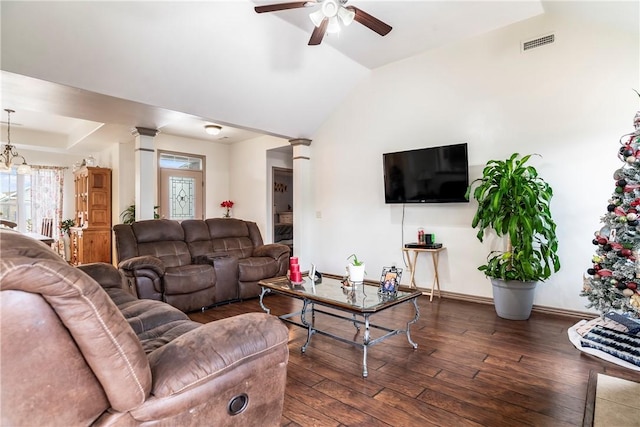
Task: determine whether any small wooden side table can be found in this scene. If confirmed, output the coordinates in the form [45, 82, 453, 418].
[401, 246, 445, 301]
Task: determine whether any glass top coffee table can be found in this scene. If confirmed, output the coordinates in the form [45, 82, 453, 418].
[258, 274, 421, 377]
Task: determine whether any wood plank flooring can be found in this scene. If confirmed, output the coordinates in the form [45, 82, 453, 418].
[189, 294, 638, 426]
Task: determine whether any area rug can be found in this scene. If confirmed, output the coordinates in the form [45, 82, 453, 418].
[583, 371, 640, 426]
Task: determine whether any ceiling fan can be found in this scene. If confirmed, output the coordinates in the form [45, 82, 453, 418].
[254, 0, 392, 46]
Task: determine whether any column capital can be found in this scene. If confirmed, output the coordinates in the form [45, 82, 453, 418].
[132, 127, 160, 137]
[289, 138, 311, 147]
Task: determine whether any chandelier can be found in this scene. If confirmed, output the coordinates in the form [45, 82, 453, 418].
[0, 109, 30, 174]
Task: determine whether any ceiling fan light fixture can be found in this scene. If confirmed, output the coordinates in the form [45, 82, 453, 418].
[327, 16, 341, 33]
[321, 0, 339, 17]
[337, 6, 355, 26]
[309, 9, 324, 27]
[204, 125, 222, 136]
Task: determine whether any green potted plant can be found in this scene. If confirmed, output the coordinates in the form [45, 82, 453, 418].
[120, 204, 160, 225]
[346, 253, 365, 283]
[60, 218, 75, 236]
[466, 153, 561, 320]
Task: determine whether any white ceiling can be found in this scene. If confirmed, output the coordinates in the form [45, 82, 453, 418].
[253, 0, 544, 69]
[2, 1, 633, 157]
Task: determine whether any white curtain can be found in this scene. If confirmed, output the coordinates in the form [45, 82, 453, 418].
[29, 166, 66, 236]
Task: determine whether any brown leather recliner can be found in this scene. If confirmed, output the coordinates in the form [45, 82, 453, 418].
[114, 218, 289, 312]
[0, 229, 289, 426]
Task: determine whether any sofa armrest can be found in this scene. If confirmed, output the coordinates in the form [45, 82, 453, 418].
[253, 243, 290, 260]
[77, 262, 125, 289]
[117, 256, 166, 299]
[147, 312, 288, 397]
[118, 255, 166, 277]
[128, 312, 289, 424]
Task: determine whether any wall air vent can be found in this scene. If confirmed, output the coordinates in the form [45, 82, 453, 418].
[522, 33, 555, 52]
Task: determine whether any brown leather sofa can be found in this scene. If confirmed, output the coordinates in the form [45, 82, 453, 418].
[0, 229, 289, 426]
[114, 218, 290, 312]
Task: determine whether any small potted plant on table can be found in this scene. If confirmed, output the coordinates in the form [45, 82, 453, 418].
[347, 253, 366, 283]
[466, 153, 561, 320]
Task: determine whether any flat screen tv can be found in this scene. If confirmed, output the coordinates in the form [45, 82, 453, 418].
[383, 143, 469, 204]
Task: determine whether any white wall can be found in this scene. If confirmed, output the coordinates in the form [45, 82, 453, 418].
[305, 8, 639, 313]
[230, 135, 290, 238]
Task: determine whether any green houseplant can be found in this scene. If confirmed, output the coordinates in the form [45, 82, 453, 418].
[346, 253, 366, 283]
[466, 153, 561, 319]
[60, 218, 75, 236]
[120, 204, 160, 225]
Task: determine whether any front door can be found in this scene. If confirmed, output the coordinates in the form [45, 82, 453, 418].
[158, 152, 205, 220]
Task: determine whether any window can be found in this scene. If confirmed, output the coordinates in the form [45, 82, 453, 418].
[158, 152, 205, 220]
[158, 153, 202, 170]
[0, 166, 65, 234]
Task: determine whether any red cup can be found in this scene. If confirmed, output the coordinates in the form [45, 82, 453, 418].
[290, 271, 302, 282]
[290, 257, 298, 266]
[290, 264, 300, 273]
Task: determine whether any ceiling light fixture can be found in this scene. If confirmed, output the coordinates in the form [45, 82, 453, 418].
[204, 125, 222, 136]
[309, 0, 355, 32]
[0, 109, 30, 174]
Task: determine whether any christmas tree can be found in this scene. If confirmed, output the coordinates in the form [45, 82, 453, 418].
[582, 106, 640, 318]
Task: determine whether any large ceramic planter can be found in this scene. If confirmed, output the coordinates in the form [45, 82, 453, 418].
[490, 278, 537, 320]
[348, 264, 365, 283]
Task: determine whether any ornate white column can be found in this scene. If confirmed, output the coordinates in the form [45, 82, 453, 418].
[132, 127, 158, 221]
[289, 138, 312, 271]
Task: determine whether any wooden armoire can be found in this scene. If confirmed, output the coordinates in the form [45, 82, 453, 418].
[70, 166, 112, 266]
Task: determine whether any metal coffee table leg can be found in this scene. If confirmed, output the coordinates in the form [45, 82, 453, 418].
[362, 315, 371, 377]
[407, 298, 419, 349]
[259, 287, 271, 314]
[300, 300, 315, 353]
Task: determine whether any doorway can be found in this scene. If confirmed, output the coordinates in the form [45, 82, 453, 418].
[158, 151, 205, 220]
[273, 167, 293, 250]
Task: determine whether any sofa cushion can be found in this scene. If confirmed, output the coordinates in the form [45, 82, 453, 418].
[2, 290, 111, 426]
[105, 288, 201, 354]
[205, 218, 250, 239]
[182, 219, 214, 257]
[164, 264, 216, 295]
[132, 219, 184, 243]
[238, 257, 280, 282]
[211, 236, 255, 259]
[133, 220, 192, 268]
[0, 233, 152, 413]
[205, 218, 256, 259]
[138, 241, 192, 268]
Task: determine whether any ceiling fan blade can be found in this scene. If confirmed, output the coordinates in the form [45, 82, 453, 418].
[346, 6, 392, 36]
[255, 1, 312, 13]
[308, 18, 328, 45]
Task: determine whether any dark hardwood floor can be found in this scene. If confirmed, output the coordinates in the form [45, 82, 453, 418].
[189, 294, 636, 426]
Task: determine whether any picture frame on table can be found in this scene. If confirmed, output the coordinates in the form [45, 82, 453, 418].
[379, 266, 402, 295]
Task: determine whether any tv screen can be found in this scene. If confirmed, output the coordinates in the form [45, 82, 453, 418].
[383, 143, 469, 204]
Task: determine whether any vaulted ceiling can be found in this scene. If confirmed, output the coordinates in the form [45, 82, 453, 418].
[1, 1, 632, 155]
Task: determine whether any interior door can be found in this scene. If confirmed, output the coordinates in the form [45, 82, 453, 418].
[159, 169, 204, 220]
